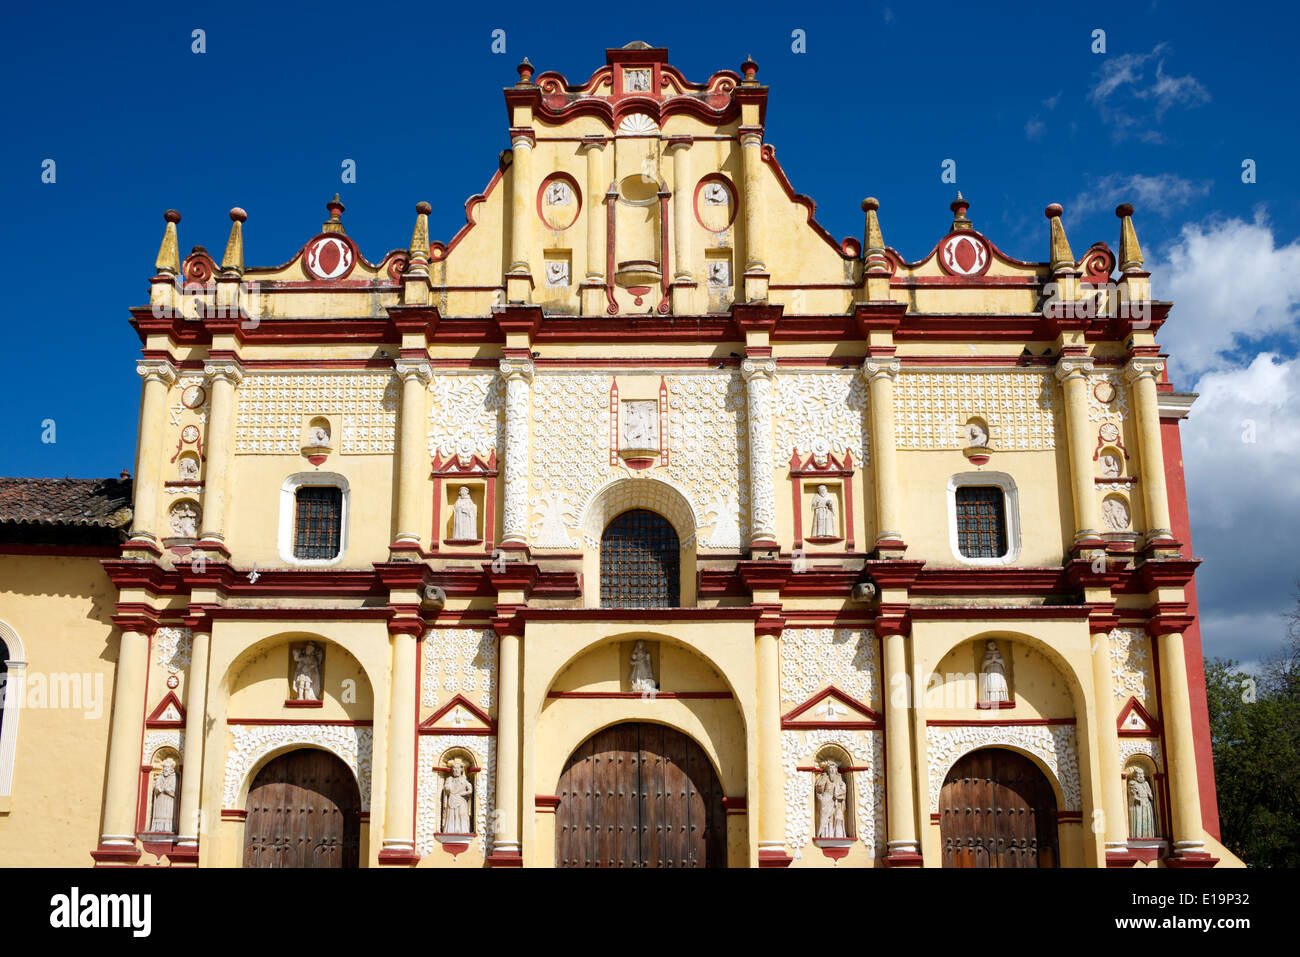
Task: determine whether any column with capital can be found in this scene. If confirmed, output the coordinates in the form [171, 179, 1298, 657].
[379, 620, 421, 864]
[498, 356, 534, 550]
[739, 128, 767, 302]
[880, 622, 922, 865]
[1056, 355, 1104, 551]
[197, 360, 244, 550]
[740, 357, 778, 550]
[755, 620, 788, 866]
[666, 137, 695, 314]
[506, 130, 535, 303]
[489, 618, 523, 865]
[127, 360, 178, 546]
[1124, 357, 1175, 549]
[172, 626, 211, 861]
[862, 357, 905, 553]
[1157, 627, 1210, 860]
[393, 359, 432, 550]
[1089, 624, 1132, 863]
[93, 627, 151, 863]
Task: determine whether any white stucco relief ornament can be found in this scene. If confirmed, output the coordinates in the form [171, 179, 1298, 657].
[781, 729, 883, 857]
[624, 68, 651, 93]
[544, 181, 572, 205]
[893, 371, 1057, 450]
[706, 261, 730, 287]
[1102, 495, 1131, 531]
[621, 400, 658, 451]
[417, 735, 495, 855]
[169, 501, 199, 538]
[703, 182, 728, 206]
[773, 372, 868, 463]
[236, 373, 397, 454]
[223, 724, 372, 809]
[545, 260, 570, 288]
[926, 724, 1080, 812]
[427, 373, 504, 460]
[154, 627, 193, 674]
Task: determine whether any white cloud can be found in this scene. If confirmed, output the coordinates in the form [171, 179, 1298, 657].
[1025, 117, 1045, 141]
[1180, 353, 1300, 663]
[1088, 43, 1209, 139]
[1069, 172, 1210, 220]
[1150, 211, 1300, 380]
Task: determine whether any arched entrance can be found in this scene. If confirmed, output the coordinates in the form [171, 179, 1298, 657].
[243, 749, 361, 868]
[939, 748, 1059, 868]
[555, 722, 725, 868]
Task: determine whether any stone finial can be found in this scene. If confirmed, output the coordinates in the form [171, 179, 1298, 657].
[516, 57, 534, 85]
[155, 209, 181, 276]
[407, 201, 432, 274]
[221, 207, 246, 275]
[323, 194, 346, 234]
[741, 54, 759, 83]
[950, 191, 971, 230]
[1045, 203, 1075, 274]
[862, 197, 890, 276]
[1116, 203, 1144, 273]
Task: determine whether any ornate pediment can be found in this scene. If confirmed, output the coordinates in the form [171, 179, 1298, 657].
[420, 694, 496, 736]
[1116, 695, 1159, 736]
[781, 685, 881, 730]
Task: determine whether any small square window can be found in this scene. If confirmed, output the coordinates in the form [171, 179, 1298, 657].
[294, 486, 343, 560]
[954, 486, 1008, 559]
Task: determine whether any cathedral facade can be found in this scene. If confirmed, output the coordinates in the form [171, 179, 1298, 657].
[0, 44, 1240, 868]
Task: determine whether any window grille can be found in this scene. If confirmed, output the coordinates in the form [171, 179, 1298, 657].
[600, 509, 679, 608]
[955, 486, 1008, 558]
[294, 486, 343, 560]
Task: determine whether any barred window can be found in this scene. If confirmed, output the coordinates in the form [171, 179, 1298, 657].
[600, 509, 679, 608]
[294, 486, 343, 560]
[954, 486, 1008, 558]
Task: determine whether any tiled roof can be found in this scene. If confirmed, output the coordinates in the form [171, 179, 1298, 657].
[0, 477, 133, 528]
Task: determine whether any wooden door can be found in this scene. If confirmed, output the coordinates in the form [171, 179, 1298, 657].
[556, 722, 725, 868]
[243, 749, 361, 868]
[940, 748, 1058, 868]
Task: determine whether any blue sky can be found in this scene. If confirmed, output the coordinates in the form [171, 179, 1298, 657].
[2, 1, 1297, 665]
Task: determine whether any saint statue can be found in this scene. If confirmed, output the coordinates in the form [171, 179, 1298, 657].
[1102, 496, 1130, 531]
[1100, 453, 1122, 478]
[441, 758, 474, 834]
[811, 484, 837, 538]
[965, 421, 989, 447]
[292, 642, 323, 700]
[1128, 766, 1156, 839]
[451, 487, 478, 540]
[622, 403, 656, 449]
[149, 757, 178, 832]
[815, 761, 848, 839]
[629, 640, 656, 694]
[980, 640, 1010, 704]
[308, 424, 330, 447]
[707, 261, 730, 287]
[169, 501, 199, 538]
[178, 456, 199, 480]
[546, 260, 569, 287]
[703, 182, 728, 206]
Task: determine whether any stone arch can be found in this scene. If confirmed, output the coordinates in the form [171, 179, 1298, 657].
[225, 735, 372, 811]
[579, 476, 698, 550]
[927, 731, 1077, 813]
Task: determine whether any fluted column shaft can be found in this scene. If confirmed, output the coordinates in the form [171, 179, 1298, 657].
[498, 357, 534, 549]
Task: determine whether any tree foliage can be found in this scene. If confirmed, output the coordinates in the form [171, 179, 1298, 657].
[1204, 590, 1300, 866]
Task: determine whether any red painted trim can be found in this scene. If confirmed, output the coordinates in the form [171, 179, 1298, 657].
[781, 684, 882, 726]
[220, 808, 248, 821]
[144, 690, 186, 728]
[91, 843, 143, 865]
[925, 718, 1077, 727]
[225, 718, 373, 726]
[284, 698, 324, 708]
[420, 693, 497, 733]
[908, 605, 1092, 621]
[1116, 695, 1161, 737]
[535, 795, 561, 812]
[546, 691, 733, 700]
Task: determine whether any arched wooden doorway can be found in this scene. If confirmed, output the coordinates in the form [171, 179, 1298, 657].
[556, 722, 725, 868]
[939, 748, 1059, 868]
[243, 749, 361, 868]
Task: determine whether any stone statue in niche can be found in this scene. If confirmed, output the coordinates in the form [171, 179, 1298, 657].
[292, 642, 323, 700]
[811, 484, 837, 538]
[621, 401, 657, 450]
[308, 422, 331, 447]
[1100, 452, 1122, 478]
[451, 486, 478, 540]
[149, 757, 178, 832]
[545, 260, 569, 287]
[815, 761, 847, 838]
[707, 261, 730, 287]
[544, 181, 572, 205]
[178, 456, 199, 481]
[980, 640, 1010, 704]
[169, 501, 199, 538]
[625, 68, 651, 92]
[965, 421, 989, 447]
[629, 640, 656, 693]
[441, 758, 474, 834]
[1128, 766, 1156, 839]
[703, 182, 728, 206]
[1102, 496, 1131, 531]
